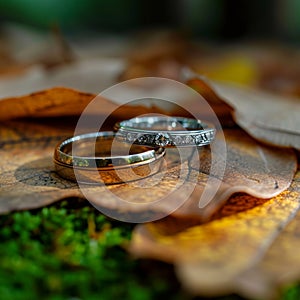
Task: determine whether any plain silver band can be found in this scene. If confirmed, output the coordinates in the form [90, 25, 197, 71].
[115, 117, 215, 147]
[53, 131, 165, 184]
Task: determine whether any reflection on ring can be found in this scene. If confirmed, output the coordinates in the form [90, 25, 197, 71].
[53, 131, 165, 185]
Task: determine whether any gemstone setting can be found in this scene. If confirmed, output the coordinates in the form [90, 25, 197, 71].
[137, 134, 154, 144]
[154, 133, 170, 146]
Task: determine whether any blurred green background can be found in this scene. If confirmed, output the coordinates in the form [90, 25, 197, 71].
[0, 0, 299, 42]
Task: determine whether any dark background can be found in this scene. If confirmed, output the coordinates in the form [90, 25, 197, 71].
[0, 0, 299, 43]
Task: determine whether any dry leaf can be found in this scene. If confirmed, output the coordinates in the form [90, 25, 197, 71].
[0, 120, 81, 213]
[0, 88, 296, 221]
[181, 68, 300, 149]
[173, 129, 297, 218]
[129, 169, 300, 298]
[0, 115, 296, 220]
[0, 87, 95, 120]
[0, 58, 124, 99]
[210, 80, 300, 150]
[185, 77, 234, 126]
[235, 196, 300, 299]
[0, 87, 168, 121]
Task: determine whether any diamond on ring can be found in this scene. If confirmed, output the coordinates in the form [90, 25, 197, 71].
[154, 133, 170, 146]
[115, 116, 215, 148]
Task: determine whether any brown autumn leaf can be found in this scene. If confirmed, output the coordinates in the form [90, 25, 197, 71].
[185, 77, 234, 126]
[0, 58, 125, 99]
[0, 63, 231, 128]
[0, 111, 296, 221]
[236, 197, 300, 299]
[172, 129, 297, 219]
[0, 87, 95, 120]
[129, 168, 300, 298]
[0, 119, 81, 213]
[90, 128, 296, 221]
[209, 80, 300, 150]
[0, 87, 296, 220]
[0, 118, 203, 217]
[0, 87, 169, 121]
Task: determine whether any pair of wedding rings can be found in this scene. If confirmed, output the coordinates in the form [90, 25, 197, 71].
[54, 116, 215, 185]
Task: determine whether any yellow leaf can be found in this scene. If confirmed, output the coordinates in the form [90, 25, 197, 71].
[129, 169, 300, 297]
[196, 55, 258, 86]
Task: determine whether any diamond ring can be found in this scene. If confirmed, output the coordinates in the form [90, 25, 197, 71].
[54, 131, 165, 184]
[115, 116, 215, 147]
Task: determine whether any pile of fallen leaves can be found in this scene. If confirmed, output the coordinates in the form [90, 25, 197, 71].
[0, 30, 300, 300]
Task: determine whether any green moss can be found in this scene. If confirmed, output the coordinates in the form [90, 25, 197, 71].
[0, 200, 299, 300]
[0, 200, 184, 300]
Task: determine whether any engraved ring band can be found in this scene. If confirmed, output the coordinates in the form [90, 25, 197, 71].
[115, 116, 215, 147]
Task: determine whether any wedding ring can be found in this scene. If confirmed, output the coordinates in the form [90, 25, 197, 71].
[53, 132, 165, 184]
[115, 116, 215, 147]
